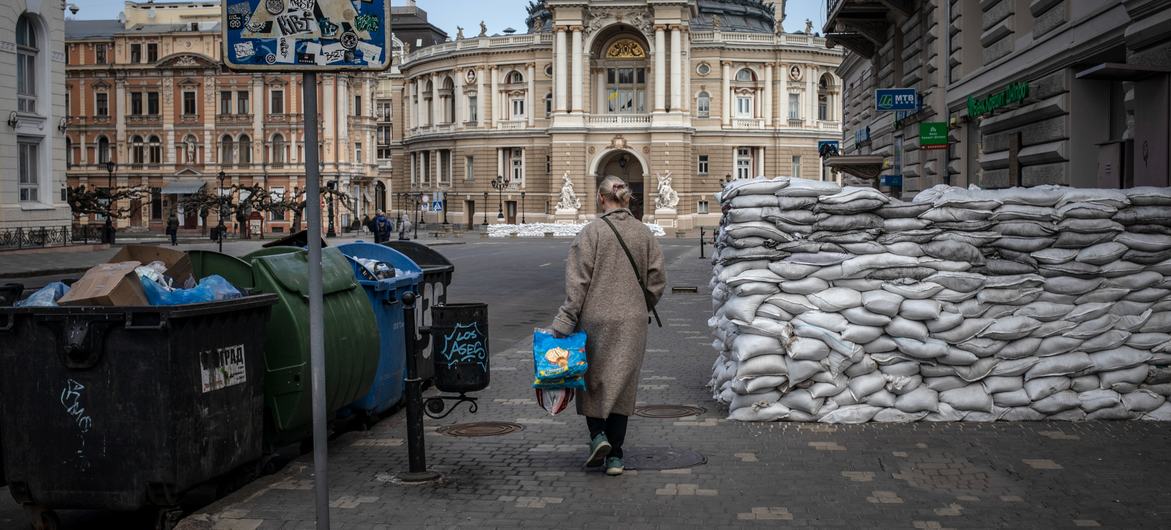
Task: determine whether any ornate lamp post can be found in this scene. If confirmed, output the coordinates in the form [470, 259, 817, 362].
[482, 191, 489, 226]
[217, 170, 227, 253]
[520, 191, 526, 224]
[491, 175, 508, 221]
[103, 160, 116, 244]
[326, 180, 337, 238]
[413, 191, 421, 240]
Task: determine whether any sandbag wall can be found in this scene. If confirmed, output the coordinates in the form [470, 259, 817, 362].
[708, 177, 1171, 423]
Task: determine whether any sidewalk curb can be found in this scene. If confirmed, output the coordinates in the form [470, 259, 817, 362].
[0, 267, 91, 280]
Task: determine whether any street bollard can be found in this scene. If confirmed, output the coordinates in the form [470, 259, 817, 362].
[398, 291, 441, 483]
[699, 227, 705, 259]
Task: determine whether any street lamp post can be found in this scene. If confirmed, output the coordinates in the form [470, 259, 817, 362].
[413, 192, 420, 240]
[520, 191, 526, 224]
[482, 192, 489, 226]
[491, 175, 507, 222]
[217, 170, 227, 253]
[326, 180, 337, 238]
[104, 160, 116, 245]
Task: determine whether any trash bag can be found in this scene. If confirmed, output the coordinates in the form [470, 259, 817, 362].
[14, 282, 70, 307]
[140, 274, 243, 306]
[536, 388, 576, 415]
[348, 256, 396, 280]
[532, 328, 588, 382]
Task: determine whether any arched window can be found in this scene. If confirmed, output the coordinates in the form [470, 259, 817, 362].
[271, 134, 285, 166]
[16, 15, 37, 113]
[442, 77, 455, 123]
[697, 91, 710, 118]
[148, 135, 161, 164]
[97, 136, 110, 164]
[220, 135, 234, 165]
[817, 73, 833, 121]
[131, 135, 145, 164]
[424, 81, 434, 126]
[238, 135, 251, 166]
[735, 68, 756, 82]
[506, 71, 524, 84]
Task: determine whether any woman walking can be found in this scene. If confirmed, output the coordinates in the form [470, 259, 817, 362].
[550, 176, 666, 476]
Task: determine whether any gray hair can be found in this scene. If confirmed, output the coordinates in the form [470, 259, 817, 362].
[597, 175, 632, 207]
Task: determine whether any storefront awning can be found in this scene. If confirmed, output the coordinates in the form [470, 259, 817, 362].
[1076, 63, 1171, 81]
[824, 155, 886, 180]
[160, 181, 207, 195]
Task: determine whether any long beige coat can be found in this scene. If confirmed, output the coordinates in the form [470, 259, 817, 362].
[552, 208, 667, 418]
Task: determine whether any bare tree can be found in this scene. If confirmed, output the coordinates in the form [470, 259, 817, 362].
[67, 185, 152, 219]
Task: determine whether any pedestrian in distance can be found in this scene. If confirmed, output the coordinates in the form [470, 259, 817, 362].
[165, 210, 180, 246]
[551, 175, 666, 476]
[372, 210, 393, 243]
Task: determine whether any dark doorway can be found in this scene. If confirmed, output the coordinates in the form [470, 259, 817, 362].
[466, 200, 476, 230]
[596, 149, 646, 220]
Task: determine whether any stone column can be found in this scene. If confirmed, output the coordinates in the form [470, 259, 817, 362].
[777, 64, 787, 123]
[431, 73, 441, 126]
[476, 67, 486, 126]
[654, 25, 666, 112]
[554, 27, 568, 113]
[527, 62, 536, 126]
[415, 79, 423, 127]
[454, 75, 464, 127]
[497, 148, 505, 179]
[764, 62, 773, 127]
[252, 77, 263, 161]
[571, 27, 584, 113]
[721, 62, 731, 127]
[670, 25, 683, 112]
[595, 69, 606, 114]
[115, 80, 127, 156]
[806, 65, 816, 125]
[490, 66, 499, 125]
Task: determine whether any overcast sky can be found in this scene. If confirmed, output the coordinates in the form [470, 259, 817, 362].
[71, 0, 827, 35]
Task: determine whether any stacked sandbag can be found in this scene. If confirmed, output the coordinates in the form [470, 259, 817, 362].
[709, 177, 1171, 423]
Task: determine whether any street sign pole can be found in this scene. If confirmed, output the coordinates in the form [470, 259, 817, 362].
[303, 71, 330, 530]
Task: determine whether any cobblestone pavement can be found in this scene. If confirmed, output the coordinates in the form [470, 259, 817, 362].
[169, 243, 1171, 530]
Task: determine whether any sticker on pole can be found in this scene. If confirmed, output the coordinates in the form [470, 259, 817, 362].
[199, 344, 248, 393]
[222, 0, 392, 71]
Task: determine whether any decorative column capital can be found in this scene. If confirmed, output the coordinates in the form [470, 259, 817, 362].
[669, 24, 684, 32]
[654, 24, 668, 32]
[554, 25, 568, 33]
[570, 25, 585, 32]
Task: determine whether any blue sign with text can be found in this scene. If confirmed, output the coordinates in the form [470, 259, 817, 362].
[221, 0, 392, 72]
[881, 174, 904, 188]
[875, 88, 919, 112]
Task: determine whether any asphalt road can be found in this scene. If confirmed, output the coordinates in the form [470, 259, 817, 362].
[0, 235, 707, 529]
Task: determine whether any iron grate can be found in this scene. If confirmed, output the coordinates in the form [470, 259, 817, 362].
[634, 404, 707, 419]
[436, 421, 524, 437]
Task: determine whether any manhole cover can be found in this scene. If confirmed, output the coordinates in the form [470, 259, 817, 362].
[437, 422, 524, 437]
[623, 447, 706, 471]
[635, 404, 706, 419]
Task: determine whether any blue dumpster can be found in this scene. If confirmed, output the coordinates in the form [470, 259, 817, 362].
[336, 241, 423, 417]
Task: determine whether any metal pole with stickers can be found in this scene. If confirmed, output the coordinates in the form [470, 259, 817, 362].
[221, 2, 393, 528]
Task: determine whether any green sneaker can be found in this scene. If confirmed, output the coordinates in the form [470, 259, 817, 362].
[605, 456, 624, 476]
[585, 434, 611, 468]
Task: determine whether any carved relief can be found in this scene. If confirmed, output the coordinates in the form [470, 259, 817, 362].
[586, 7, 653, 39]
[606, 39, 646, 59]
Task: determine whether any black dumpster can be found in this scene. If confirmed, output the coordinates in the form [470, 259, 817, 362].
[262, 229, 328, 249]
[383, 241, 454, 380]
[430, 303, 489, 393]
[0, 294, 277, 522]
[0, 283, 22, 306]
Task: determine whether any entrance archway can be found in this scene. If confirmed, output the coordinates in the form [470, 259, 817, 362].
[591, 148, 648, 220]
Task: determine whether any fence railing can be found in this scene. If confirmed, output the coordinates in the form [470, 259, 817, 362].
[0, 226, 91, 251]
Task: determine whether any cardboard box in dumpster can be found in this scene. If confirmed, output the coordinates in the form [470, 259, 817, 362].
[58, 261, 149, 306]
[110, 245, 194, 286]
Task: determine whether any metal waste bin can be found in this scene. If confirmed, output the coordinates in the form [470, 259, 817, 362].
[0, 295, 277, 522]
[382, 241, 454, 380]
[0, 283, 22, 306]
[429, 303, 490, 393]
[336, 242, 422, 417]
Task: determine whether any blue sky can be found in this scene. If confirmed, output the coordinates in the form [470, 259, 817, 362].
[72, 0, 827, 35]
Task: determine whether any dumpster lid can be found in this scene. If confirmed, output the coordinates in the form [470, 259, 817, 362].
[251, 247, 356, 297]
[262, 229, 328, 249]
[187, 250, 255, 290]
[382, 241, 454, 273]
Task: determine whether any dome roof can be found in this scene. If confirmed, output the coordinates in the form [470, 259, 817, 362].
[525, 0, 778, 34]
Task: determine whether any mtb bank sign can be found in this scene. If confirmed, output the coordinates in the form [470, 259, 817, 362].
[875, 88, 918, 112]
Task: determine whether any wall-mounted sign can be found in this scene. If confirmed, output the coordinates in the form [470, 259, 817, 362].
[880, 174, 903, 188]
[920, 122, 949, 149]
[818, 140, 840, 158]
[875, 88, 918, 112]
[221, 0, 392, 71]
[855, 126, 871, 145]
[967, 81, 1029, 118]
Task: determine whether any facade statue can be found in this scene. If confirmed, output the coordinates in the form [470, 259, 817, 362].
[712, 15, 722, 31]
[479, 21, 488, 37]
[654, 171, 679, 211]
[805, 18, 813, 35]
[556, 172, 581, 211]
[456, 26, 464, 40]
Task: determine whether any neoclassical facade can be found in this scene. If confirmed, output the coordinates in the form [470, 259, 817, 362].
[387, 0, 843, 229]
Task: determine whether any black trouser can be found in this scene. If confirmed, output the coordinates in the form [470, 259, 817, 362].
[169, 230, 177, 246]
[586, 414, 629, 458]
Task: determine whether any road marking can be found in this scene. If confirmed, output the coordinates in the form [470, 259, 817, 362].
[539, 262, 552, 267]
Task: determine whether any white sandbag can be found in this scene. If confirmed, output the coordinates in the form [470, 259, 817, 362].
[766, 293, 818, 315]
[1079, 389, 1123, 412]
[767, 261, 821, 280]
[1090, 347, 1154, 372]
[728, 402, 792, 421]
[1043, 276, 1103, 295]
[848, 371, 888, 401]
[734, 282, 781, 296]
[807, 287, 863, 312]
[1072, 375, 1101, 392]
[755, 303, 795, 322]
[845, 356, 879, 378]
[993, 389, 1033, 407]
[996, 337, 1043, 360]
[723, 294, 771, 323]
[939, 347, 979, 366]
[886, 317, 930, 341]
[899, 299, 943, 321]
[1024, 352, 1094, 380]
[1138, 311, 1171, 333]
[736, 354, 789, 378]
[881, 282, 945, 300]
[924, 402, 967, 421]
[794, 311, 850, 332]
[1064, 302, 1113, 323]
[778, 388, 825, 415]
[841, 307, 893, 327]
[934, 318, 995, 343]
[1048, 409, 1088, 421]
[894, 385, 940, 413]
[979, 316, 1043, 340]
[983, 376, 1024, 394]
[1106, 271, 1164, 291]
[863, 336, 898, 353]
[729, 390, 782, 411]
[1076, 242, 1129, 265]
[1110, 300, 1155, 316]
[1122, 390, 1166, 412]
[983, 305, 1021, 320]
[879, 360, 921, 376]
[1032, 248, 1078, 265]
[940, 384, 993, 412]
[809, 377, 849, 399]
[788, 337, 831, 361]
[1036, 336, 1083, 356]
[745, 375, 789, 393]
[1126, 332, 1171, 350]
[1032, 320, 1077, 338]
[1024, 376, 1071, 401]
[862, 290, 905, 316]
[841, 325, 884, 344]
[1080, 330, 1132, 353]
[1065, 315, 1122, 340]
[1031, 390, 1081, 414]
[977, 287, 1043, 306]
[925, 312, 964, 333]
[873, 408, 930, 422]
[721, 177, 791, 200]
[1075, 288, 1130, 304]
[957, 337, 1008, 358]
[994, 204, 1056, 221]
[774, 178, 839, 197]
[785, 358, 824, 387]
[1002, 407, 1047, 421]
[780, 277, 830, 295]
[1143, 402, 1171, 420]
[731, 334, 785, 362]
[818, 404, 882, 424]
[1116, 232, 1171, 252]
[925, 376, 969, 392]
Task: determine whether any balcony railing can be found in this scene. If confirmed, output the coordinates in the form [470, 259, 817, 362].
[126, 115, 162, 127]
[68, 115, 114, 127]
[216, 113, 253, 125]
[690, 31, 826, 48]
[402, 33, 554, 65]
[819, 120, 842, 129]
[495, 120, 528, 130]
[586, 114, 651, 127]
[731, 118, 766, 129]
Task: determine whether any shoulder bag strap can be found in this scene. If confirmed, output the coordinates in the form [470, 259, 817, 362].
[601, 215, 662, 327]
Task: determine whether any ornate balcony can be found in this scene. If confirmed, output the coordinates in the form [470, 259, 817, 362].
[731, 118, 766, 129]
[586, 114, 651, 128]
[216, 113, 253, 126]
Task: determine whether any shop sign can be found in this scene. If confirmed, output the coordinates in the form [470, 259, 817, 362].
[967, 81, 1029, 118]
[875, 88, 919, 112]
[880, 174, 903, 188]
[920, 122, 949, 149]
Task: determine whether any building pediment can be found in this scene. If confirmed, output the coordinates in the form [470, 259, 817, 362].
[156, 53, 218, 69]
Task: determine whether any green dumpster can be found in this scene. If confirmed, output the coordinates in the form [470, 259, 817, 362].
[250, 248, 379, 446]
[187, 251, 254, 290]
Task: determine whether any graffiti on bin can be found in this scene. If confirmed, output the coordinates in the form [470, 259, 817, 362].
[59, 379, 93, 470]
[439, 322, 487, 370]
[199, 344, 248, 393]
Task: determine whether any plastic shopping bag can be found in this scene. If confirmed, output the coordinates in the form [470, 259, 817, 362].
[532, 328, 588, 382]
[536, 388, 575, 415]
